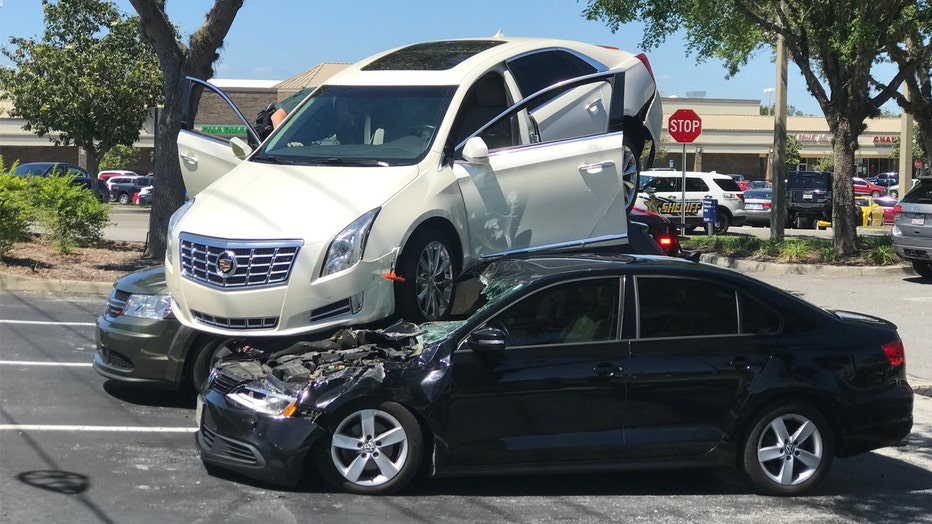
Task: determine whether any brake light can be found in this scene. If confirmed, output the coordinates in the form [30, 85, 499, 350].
[882, 339, 905, 367]
[634, 53, 655, 79]
[893, 204, 903, 216]
[762, 202, 772, 209]
[657, 236, 674, 247]
[737, 192, 745, 202]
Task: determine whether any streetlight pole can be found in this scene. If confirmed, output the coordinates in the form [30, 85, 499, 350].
[764, 87, 775, 116]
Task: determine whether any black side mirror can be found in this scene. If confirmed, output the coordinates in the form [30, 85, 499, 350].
[465, 327, 506, 352]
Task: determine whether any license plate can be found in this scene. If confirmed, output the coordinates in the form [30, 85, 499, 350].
[803, 194, 812, 200]
[746, 203, 763, 210]
[195, 396, 204, 428]
[912, 217, 925, 225]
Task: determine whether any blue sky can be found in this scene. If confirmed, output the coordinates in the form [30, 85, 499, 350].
[0, 0, 900, 116]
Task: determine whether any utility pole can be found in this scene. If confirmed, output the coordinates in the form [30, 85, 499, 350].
[770, 28, 788, 242]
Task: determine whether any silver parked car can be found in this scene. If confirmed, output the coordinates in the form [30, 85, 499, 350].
[743, 188, 772, 226]
[892, 176, 932, 278]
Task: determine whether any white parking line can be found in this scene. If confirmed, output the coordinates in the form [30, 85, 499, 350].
[0, 361, 92, 367]
[0, 319, 95, 327]
[0, 425, 196, 432]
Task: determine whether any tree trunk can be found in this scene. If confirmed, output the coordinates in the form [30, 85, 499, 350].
[829, 121, 859, 256]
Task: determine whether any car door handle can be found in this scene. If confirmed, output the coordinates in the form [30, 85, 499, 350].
[594, 362, 623, 377]
[180, 154, 198, 166]
[578, 161, 614, 174]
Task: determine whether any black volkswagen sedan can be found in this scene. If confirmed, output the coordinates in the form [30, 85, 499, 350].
[195, 254, 913, 496]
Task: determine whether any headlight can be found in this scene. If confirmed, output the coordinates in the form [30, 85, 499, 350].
[321, 208, 380, 277]
[166, 198, 195, 264]
[227, 384, 299, 416]
[122, 294, 173, 319]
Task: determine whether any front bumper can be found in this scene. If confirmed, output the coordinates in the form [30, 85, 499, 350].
[94, 314, 193, 389]
[196, 389, 326, 486]
[166, 246, 398, 337]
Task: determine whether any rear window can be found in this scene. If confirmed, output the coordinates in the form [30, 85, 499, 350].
[363, 40, 505, 71]
[712, 177, 741, 192]
[788, 172, 832, 189]
[900, 179, 932, 204]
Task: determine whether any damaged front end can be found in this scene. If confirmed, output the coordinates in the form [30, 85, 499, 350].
[195, 321, 428, 486]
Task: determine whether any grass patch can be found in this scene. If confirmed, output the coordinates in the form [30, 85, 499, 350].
[682, 233, 902, 266]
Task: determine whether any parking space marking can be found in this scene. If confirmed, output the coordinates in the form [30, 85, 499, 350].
[0, 425, 196, 432]
[903, 297, 932, 302]
[0, 319, 95, 326]
[0, 361, 92, 367]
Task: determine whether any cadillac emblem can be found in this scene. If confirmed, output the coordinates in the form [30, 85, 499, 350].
[216, 250, 238, 276]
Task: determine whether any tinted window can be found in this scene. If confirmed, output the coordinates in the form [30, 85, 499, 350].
[740, 294, 782, 334]
[787, 171, 832, 189]
[712, 178, 741, 192]
[686, 177, 710, 192]
[900, 179, 932, 203]
[645, 176, 679, 192]
[636, 276, 738, 338]
[507, 50, 599, 97]
[489, 278, 620, 346]
[363, 40, 505, 71]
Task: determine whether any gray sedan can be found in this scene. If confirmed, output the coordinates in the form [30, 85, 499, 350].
[743, 188, 772, 226]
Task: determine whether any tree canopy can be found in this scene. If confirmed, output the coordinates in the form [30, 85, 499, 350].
[583, 0, 930, 255]
[0, 0, 162, 184]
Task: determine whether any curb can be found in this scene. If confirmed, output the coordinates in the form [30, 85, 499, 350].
[0, 273, 112, 296]
[699, 253, 916, 276]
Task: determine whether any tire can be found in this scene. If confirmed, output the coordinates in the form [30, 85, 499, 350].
[891, 189, 899, 199]
[118, 192, 131, 205]
[189, 338, 234, 392]
[713, 209, 731, 234]
[394, 228, 458, 323]
[316, 401, 423, 495]
[621, 140, 640, 213]
[740, 403, 834, 496]
[912, 260, 932, 279]
[871, 190, 881, 198]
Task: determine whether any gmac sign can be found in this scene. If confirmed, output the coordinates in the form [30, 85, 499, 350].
[668, 109, 702, 143]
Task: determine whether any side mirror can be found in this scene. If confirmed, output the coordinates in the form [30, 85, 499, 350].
[230, 137, 253, 160]
[461, 137, 489, 164]
[465, 327, 506, 352]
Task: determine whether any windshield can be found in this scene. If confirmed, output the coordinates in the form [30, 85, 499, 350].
[259, 85, 456, 166]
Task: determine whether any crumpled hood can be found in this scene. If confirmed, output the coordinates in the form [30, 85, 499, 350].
[179, 161, 419, 241]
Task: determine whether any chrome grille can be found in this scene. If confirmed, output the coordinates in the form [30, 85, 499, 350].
[192, 310, 278, 330]
[179, 233, 302, 290]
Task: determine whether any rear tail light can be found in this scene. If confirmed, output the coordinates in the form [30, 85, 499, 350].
[634, 53, 655, 79]
[882, 339, 905, 367]
[893, 204, 902, 216]
[762, 202, 772, 209]
[657, 236, 675, 248]
[737, 192, 745, 202]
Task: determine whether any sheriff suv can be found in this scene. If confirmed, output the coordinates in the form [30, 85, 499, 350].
[636, 170, 746, 233]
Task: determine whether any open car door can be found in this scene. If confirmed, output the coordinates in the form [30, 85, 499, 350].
[452, 70, 637, 259]
[177, 77, 263, 196]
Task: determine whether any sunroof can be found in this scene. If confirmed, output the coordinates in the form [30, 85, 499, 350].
[363, 40, 506, 71]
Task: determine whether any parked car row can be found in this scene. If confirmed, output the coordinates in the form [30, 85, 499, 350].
[93, 36, 915, 500]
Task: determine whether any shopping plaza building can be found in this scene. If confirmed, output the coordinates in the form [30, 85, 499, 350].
[0, 63, 909, 181]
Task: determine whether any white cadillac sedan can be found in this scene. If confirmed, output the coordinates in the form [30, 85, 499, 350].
[167, 35, 663, 337]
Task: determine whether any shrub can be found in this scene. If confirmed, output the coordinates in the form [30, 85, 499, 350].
[31, 175, 110, 253]
[0, 171, 34, 258]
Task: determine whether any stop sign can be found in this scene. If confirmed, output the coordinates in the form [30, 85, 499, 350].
[668, 109, 702, 143]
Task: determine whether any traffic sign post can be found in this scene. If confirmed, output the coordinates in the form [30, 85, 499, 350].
[668, 109, 702, 234]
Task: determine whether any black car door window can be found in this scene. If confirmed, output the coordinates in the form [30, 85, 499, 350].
[636, 276, 738, 338]
[489, 277, 620, 346]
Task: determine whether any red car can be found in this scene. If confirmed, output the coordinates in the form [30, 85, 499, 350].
[853, 176, 886, 197]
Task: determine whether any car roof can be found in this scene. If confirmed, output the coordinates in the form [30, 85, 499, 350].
[323, 36, 640, 88]
[645, 170, 733, 180]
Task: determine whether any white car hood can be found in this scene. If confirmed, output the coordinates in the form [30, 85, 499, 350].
[178, 161, 419, 241]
